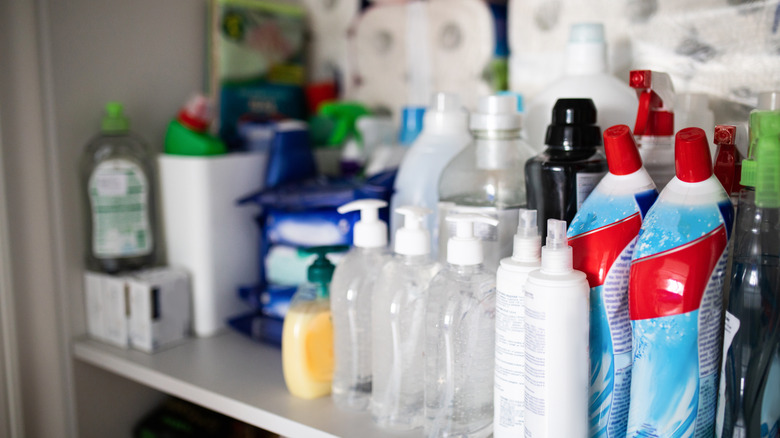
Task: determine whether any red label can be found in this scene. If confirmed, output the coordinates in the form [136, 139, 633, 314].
[629, 226, 728, 320]
[569, 213, 642, 288]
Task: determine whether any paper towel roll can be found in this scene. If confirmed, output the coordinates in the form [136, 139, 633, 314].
[300, 0, 361, 90]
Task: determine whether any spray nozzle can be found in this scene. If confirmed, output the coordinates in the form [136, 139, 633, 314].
[394, 206, 432, 256]
[318, 102, 371, 146]
[511, 209, 542, 263]
[540, 219, 574, 273]
[517, 209, 538, 239]
[744, 110, 780, 188]
[299, 245, 349, 286]
[755, 133, 780, 208]
[630, 70, 675, 137]
[545, 219, 568, 250]
[445, 214, 499, 266]
[338, 199, 388, 248]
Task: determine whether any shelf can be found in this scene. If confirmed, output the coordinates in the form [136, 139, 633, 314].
[72, 331, 420, 438]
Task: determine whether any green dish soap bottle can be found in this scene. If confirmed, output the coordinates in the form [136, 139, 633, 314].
[81, 102, 159, 273]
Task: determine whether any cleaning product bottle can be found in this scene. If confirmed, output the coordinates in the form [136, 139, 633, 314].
[80, 102, 158, 273]
[425, 213, 498, 438]
[438, 94, 535, 272]
[371, 206, 441, 430]
[390, 93, 471, 255]
[364, 106, 426, 177]
[525, 98, 608, 238]
[524, 219, 590, 438]
[630, 69, 676, 190]
[713, 125, 743, 203]
[524, 22, 637, 151]
[282, 245, 348, 399]
[494, 208, 541, 438]
[164, 93, 226, 156]
[626, 127, 733, 437]
[317, 102, 370, 176]
[566, 125, 658, 438]
[330, 199, 391, 411]
[718, 110, 780, 438]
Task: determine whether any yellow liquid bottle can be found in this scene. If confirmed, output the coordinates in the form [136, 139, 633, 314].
[281, 245, 346, 399]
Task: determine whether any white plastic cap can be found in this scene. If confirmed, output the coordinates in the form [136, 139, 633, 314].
[541, 219, 573, 273]
[338, 199, 388, 248]
[445, 213, 499, 266]
[512, 209, 542, 263]
[470, 94, 522, 131]
[757, 91, 780, 111]
[424, 92, 469, 134]
[565, 22, 607, 75]
[394, 206, 431, 256]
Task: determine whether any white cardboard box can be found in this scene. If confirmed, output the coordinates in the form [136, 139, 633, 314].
[84, 271, 129, 348]
[127, 267, 191, 353]
[158, 153, 264, 337]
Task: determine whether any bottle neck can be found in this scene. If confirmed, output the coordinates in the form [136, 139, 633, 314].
[540, 246, 573, 273]
[446, 263, 484, 276]
[565, 42, 608, 76]
[398, 253, 431, 265]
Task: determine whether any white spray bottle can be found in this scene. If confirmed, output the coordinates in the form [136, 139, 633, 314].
[371, 206, 441, 430]
[494, 209, 542, 438]
[524, 219, 589, 438]
[330, 199, 390, 411]
[425, 213, 498, 438]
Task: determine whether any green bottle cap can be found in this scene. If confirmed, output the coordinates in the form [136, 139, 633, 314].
[101, 101, 130, 133]
[743, 110, 780, 187]
[755, 134, 780, 208]
[299, 245, 349, 297]
[317, 102, 370, 147]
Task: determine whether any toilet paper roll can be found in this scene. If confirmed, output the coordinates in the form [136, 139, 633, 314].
[352, 3, 408, 83]
[300, 0, 361, 87]
[428, 0, 494, 80]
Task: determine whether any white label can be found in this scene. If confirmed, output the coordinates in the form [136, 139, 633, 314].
[715, 311, 741, 438]
[576, 172, 605, 210]
[88, 159, 152, 257]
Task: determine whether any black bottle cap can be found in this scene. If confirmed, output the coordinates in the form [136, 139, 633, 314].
[544, 98, 602, 150]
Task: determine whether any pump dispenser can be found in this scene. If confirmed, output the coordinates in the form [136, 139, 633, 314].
[282, 245, 348, 399]
[718, 111, 780, 437]
[494, 209, 542, 438]
[371, 206, 441, 430]
[391, 92, 471, 256]
[524, 22, 637, 151]
[525, 98, 608, 237]
[567, 124, 658, 437]
[330, 199, 390, 411]
[523, 219, 589, 438]
[438, 94, 535, 272]
[425, 214, 498, 437]
[630, 69, 676, 189]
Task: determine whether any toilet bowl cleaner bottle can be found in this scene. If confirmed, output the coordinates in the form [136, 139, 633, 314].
[330, 199, 391, 411]
[627, 127, 734, 437]
[567, 125, 658, 437]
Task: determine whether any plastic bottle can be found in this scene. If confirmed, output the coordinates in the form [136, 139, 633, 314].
[524, 22, 637, 152]
[364, 106, 426, 177]
[626, 127, 733, 437]
[164, 94, 226, 156]
[282, 245, 348, 399]
[523, 219, 590, 437]
[675, 93, 715, 156]
[390, 92, 471, 256]
[630, 69, 676, 190]
[425, 214, 498, 438]
[438, 94, 535, 272]
[718, 110, 780, 438]
[80, 102, 158, 273]
[330, 199, 391, 411]
[371, 206, 441, 430]
[713, 125, 743, 203]
[525, 98, 608, 238]
[566, 125, 658, 438]
[493, 209, 541, 438]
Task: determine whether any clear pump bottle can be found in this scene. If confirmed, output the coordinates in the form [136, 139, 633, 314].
[330, 199, 390, 411]
[80, 102, 158, 273]
[438, 94, 535, 272]
[371, 206, 441, 430]
[425, 214, 498, 438]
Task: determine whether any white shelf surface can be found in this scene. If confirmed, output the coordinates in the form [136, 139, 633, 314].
[73, 331, 420, 438]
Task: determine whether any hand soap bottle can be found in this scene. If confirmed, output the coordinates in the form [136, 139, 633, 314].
[494, 208, 542, 438]
[282, 245, 347, 399]
[425, 213, 498, 438]
[80, 102, 158, 273]
[371, 206, 441, 430]
[330, 199, 390, 411]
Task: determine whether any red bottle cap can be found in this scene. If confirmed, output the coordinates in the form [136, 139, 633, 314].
[675, 127, 713, 183]
[714, 125, 736, 145]
[305, 82, 338, 115]
[603, 124, 643, 175]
